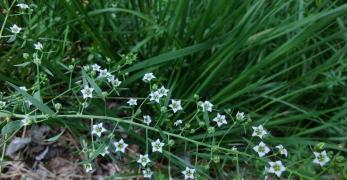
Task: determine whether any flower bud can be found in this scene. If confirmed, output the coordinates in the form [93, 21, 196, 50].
[213, 155, 220, 163]
[193, 94, 199, 100]
[211, 145, 218, 152]
[54, 103, 62, 111]
[23, 53, 29, 59]
[315, 142, 325, 151]
[168, 139, 175, 147]
[160, 106, 167, 113]
[68, 65, 74, 70]
[101, 91, 108, 98]
[336, 155, 344, 163]
[208, 127, 215, 134]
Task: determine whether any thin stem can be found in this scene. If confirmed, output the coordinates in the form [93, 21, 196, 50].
[0, 0, 17, 38]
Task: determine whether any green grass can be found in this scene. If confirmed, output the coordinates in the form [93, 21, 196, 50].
[0, 0, 347, 179]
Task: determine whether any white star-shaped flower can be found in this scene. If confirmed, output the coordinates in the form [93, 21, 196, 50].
[313, 150, 330, 167]
[275, 144, 288, 157]
[169, 99, 183, 113]
[157, 86, 169, 97]
[34, 42, 43, 50]
[236, 111, 246, 121]
[16, 3, 29, 9]
[199, 101, 213, 112]
[98, 69, 109, 78]
[142, 168, 153, 178]
[182, 167, 195, 179]
[127, 98, 137, 106]
[100, 146, 109, 156]
[212, 113, 227, 127]
[143, 115, 152, 125]
[252, 125, 267, 139]
[114, 139, 128, 153]
[84, 163, 93, 172]
[149, 91, 161, 103]
[10, 24, 22, 34]
[81, 86, 94, 99]
[137, 154, 151, 167]
[92, 123, 106, 137]
[151, 139, 165, 153]
[91, 64, 101, 72]
[268, 161, 286, 177]
[174, 119, 183, 126]
[142, 73, 156, 82]
[253, 141, 270, 157]
[107, 75, 122, 87]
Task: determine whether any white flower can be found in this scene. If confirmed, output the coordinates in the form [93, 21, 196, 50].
[137, 154, 151, 167]
[199, 101, 213, 112]
[174, 119, 183, 126]
[107, 74, 115, 83]
[100, 146, 109, 156]
[127, 98, 137, 106]
[81, 86, 94, 99]
[21, 116, 31, 126]
[107, 75, 122, 87]
[149, 91, 161, 103]
[252, 125, 267, 139]
[34, 42, 43, 50]
[253, 141, 270, 157]
[17, 3, 29, 9]
[212, 113, 227, 127]
[275, 144, 288, 157]
[10, 24, 21, 34]
[143, 115, 152, 125]
[169, 99, 183, 113]
[84, 163, 93, 172]
[182, 167, 195, 179]
[151, 139, 165, 153]
[92, 123, 106, 137]
[268, 161, 286, 177]
[313, 151, 330, 166]
[26, 100, 32, 107]
[114, 139, 128, 153]
[142, 73, 156, 82]
[19, 86, 28, 91]
[91, 64, 101, 71]
[157, 86, 169, 97]
[0, 101, 6, 108]
[142, 168, 153, 178]
[98, 69, 109, 78]
[231, 146, 238, 151]
[236, 111, 246, 121]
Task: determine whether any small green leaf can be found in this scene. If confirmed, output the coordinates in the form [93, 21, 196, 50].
[1, 120, 23, 136]
[0, 110, 11, 118]
[45, 128, 65, 142]
[33, 91, 43, 103]
[14, 62, 31, 67]
[42, 66, 54, 77]
[8, 83, 55, 115]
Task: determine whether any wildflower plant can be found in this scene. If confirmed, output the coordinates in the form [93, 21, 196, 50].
[0, 0, 346, 179]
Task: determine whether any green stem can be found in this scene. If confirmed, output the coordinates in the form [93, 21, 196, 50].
[9, 113, 313, 179]
[0, 0, 17, 38]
